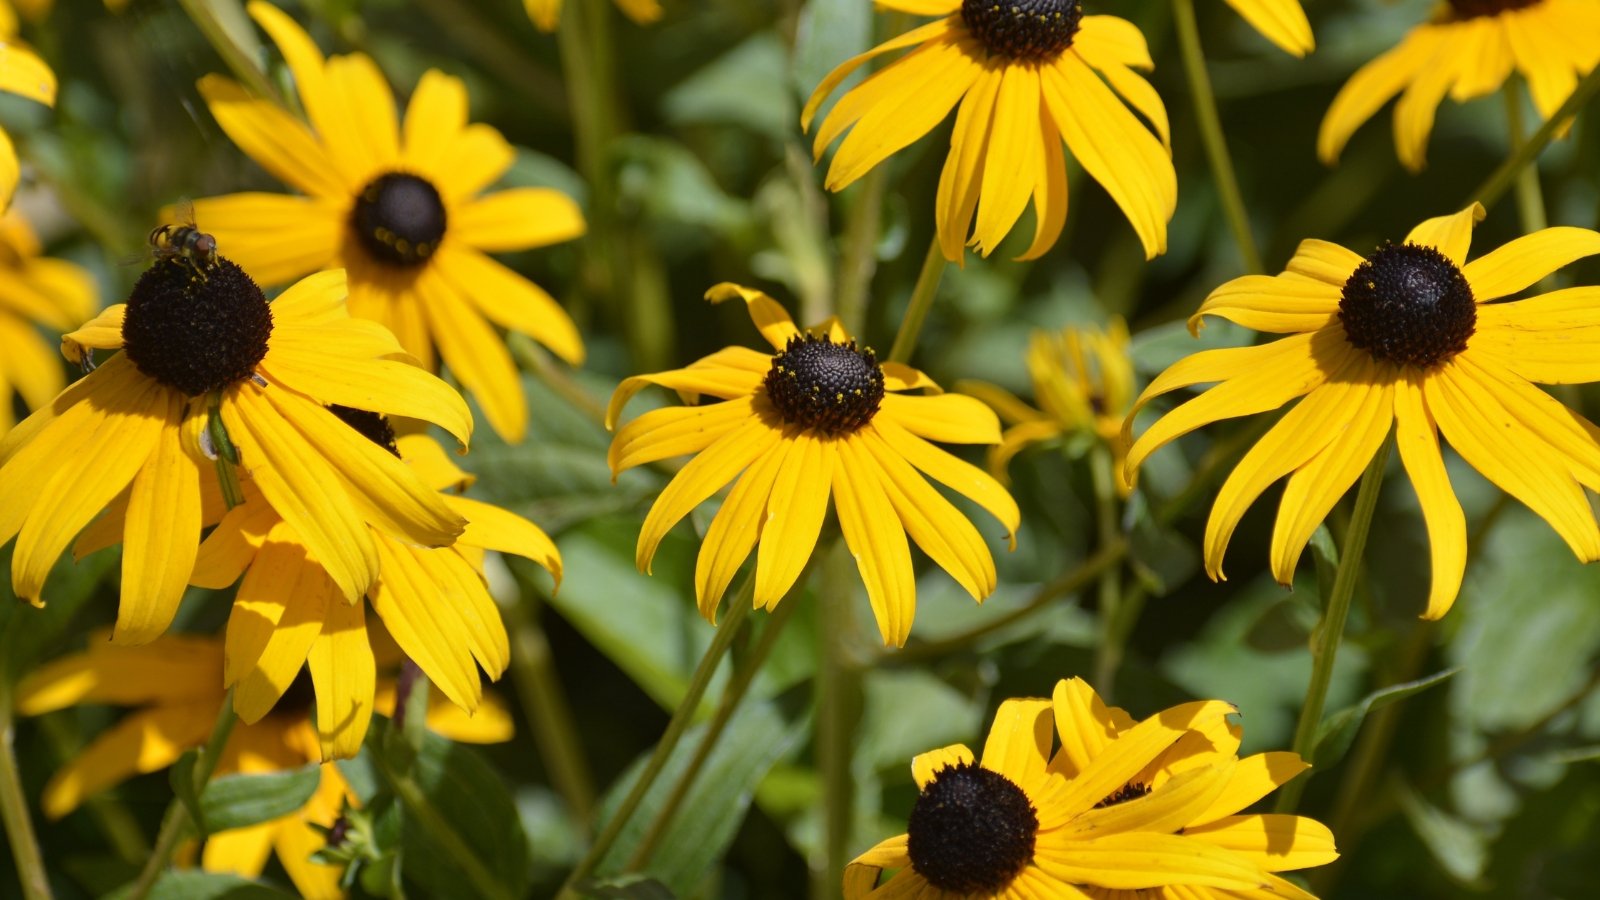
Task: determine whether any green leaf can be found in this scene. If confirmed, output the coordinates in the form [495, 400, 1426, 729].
[1395, 779, 1490, 887]
[579, 873, 679, 900]
[1315, 668, 1460, 767]
[198, 765, 322, 834]
[108, 870, 296, 900]
[664, 35, 792, 143]
[169, 749, 207, 836]
[791, 0, 871, 107]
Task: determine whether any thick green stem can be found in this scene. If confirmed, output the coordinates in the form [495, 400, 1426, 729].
[626, 575, 805, 869]
[506, 584, 596, 826]
[1276, 435, 1393, 813]
[1087, 446, 1129, 698]
[0, 687, 51, 900]
[815, 542, 861, 899]
[1473, 64, 1600, 208]
[887, 237, 947, 365]
[128, 691, 239, 900]
[557, 575, 757, 898]
[1503, 83, 1549, 235]
[834, 166, 888, 338]
[1172, 0, 1263, 274]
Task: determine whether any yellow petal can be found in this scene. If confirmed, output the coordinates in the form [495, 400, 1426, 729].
[196, 75, 346, 198]
[704, 282, 801, 351]
[1188, 274, 1341, 336]
[1048, 677, 1125, 779]
[935, 63, 1002, 262]
[1221, 0, 1314, 56]
[0, 40, 55, 105]
[1318, 27, 1439, 165]
[878, 392, 1001, 444]
[1061, 760, 1233, 838]
[695, 441, 784, 621]
[324, 52, 399, 175]
[415, 688, 514, 744]
[873, 416, 1019, 548]
[1183, 814, 1340, 872]
[15, 632, 223, 713]
[1394, 372, 1466, 620]
[1075, 50, 1169, 150]
[259, 349, 472, 449]
[200, 821, 275, 879]
[425, 546, 511, 679]
[1462, 226, 1600, 301]
[524, 0, 559, 31]
[801, 16, 957, 131]
[636, 419, 782, 573]
[402, 69, 468, 172]
[973, 65, 1043, 257]
[1017, 114, 1070, 261]
[1404, 203, 1484, 265]
[1048, 699, 1234, 818]
[1189, 751, 1310, 826]
[754, 433, 834, 608]
[188, 193, 343, 287]
[230, 534, 332, 723]
[191, 500, 279, 590]
[1033, 831, 1286, 892]
[59, 304, 126, 366]
[437, 124, 516, 202]
[951, 379, 1046, 427]
[833, 436, 917, 645]
[910, 743, 975, 789]
[1075, 15, 1154, 69]
[979, 698, 1054, 799]
[1391, 31, 1460, 172]
[41, 704, 216, 819]
[1285, 238, 1364, 286]
[114, 408, 201, 645]
[445, 495, 562, 588]
[605, 351, 768, 429]
[453, 188, 585, 251]
[369, 539, 483, 712]
[607, 395, 756, 476]
[414, 266, 526, 442]
[436, 244, 587, 366]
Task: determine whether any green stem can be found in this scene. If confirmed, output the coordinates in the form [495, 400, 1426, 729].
[1503, 82, 1549, 235]
[1275, 434, 1393, 814]
[177, 0, 285, 105]
[128, 691, 239, 900]
[834, 165, 888, 338]
[1088, 446, 1129, 698]
[887, 237, 947, 365]
[1171, 0, 1263, 274]
[815, 541, 861, 899]
[557, 575, 757, 898]
[626, 573, 806, 869]
[373, 750, 513, 900]
[508, 333, 609, 430]
[0, 686, 51, 900]
[506, 583, 596, 826]
[207, 394, 244, 510]
[1473, 64, 1600, 208]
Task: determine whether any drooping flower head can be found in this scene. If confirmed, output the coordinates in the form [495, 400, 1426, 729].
[846, 677, 1337, 897]
[607, 283, 1019, 646]
[14, 631, 511, 898]
[524, 0, 661, 31]
[803, 0, 1176, 262]
[958, 318, 1134, 490]
[0, 210, 96, 434]
[1319, 0, 1600, 171]
[0, 261, 472, 645]
[1124, 204, 1600, 619]
[190, 2, 587, 442]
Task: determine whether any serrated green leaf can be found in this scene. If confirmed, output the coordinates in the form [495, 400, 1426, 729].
[1315, 668, 1459, 767]
[198, 765, 322, 834]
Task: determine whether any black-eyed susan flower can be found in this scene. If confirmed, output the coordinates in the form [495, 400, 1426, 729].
[170, 419, 557, 759]
[1, 263, 471, 645]
[1223, 0, 1315, 56]
[1319, 0, 1600, 172]
[1124, 204, 1600, 619]
[189, 2, 586, 443]
[15, 631, 511, 899]
[0, 8, 53, 209]
[957, 318, 1134, 490]
[846, 676, 1336, 898]
[524, 0, 661, 31]
[0, 209, 95, 434]
[607, 284, 1019, 646]
[802, 0, 1176, 262]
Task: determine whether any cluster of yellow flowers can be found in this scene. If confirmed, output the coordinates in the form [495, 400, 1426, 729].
[0, 0, 1596, 896]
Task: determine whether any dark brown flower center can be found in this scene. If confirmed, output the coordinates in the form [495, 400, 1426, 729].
[907, 761, 1038, 894]
[328, 405, 400, 457]
[121, 254, 272, 396]
[351, 173, 447, 267]
[764, 333, 885, 435]
[961, 0, 1082, 61]
[1446, 0, 1542, 19]
[1339, 243, 1476, 369]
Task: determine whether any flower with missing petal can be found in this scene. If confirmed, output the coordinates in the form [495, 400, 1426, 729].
[846, 677, 1336, 898]
[803, 0, 1176, 262]
[190, 2, 587, 442]
[1319, 0, 1600, 172]
[0, 264, 471, 642]
[0, 209, 96, 434]
[15, 631, 512, 898]
[957, 318, 1134, 490]
[607, 283, 1019, 646]
[1124, 204, 1600, 619]
[524, 0, 661, 30]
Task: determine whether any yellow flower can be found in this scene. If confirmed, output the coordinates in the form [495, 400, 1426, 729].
[957, 318, 1134, 490]
[0, 264, 471, 643]
[190, 2, 587, 443]
[1318, 0, 1600, 172]
[524, 0, 662, 31]
[1224, 0, 1314, 56]
[0, 7, 55, 209]
[845, 677, 1336, 898]
[15, 631, 512, 900]
[0, 209, 96, 434]
[607, 283, 1019, 646]
[803, 0, 1175, 262]
[1124, 204, 1600, 620]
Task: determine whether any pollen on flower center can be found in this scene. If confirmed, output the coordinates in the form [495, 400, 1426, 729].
[351, 172, 448, 267]
[1446, 0, 1542, 19]
[1339, 243, 1476, 369]
[328, 405, 400, 458]
[121, 255, 273, 396]
[961, 0, 1083, 61]
[763, 333, 886, 435]
[907, 761, 1038, 894]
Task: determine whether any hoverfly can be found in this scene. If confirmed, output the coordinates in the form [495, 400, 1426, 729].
[145, 200, 218, 281]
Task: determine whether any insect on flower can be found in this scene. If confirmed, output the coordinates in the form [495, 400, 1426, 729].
[146, 201, 218, 282]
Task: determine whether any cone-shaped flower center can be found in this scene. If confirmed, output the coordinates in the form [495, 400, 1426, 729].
[961, 0, 1083, 61]
[328, 405, 400, 457]
[122, 255, 273, 396]
[764, 333, 886, 435]
[351, 173, 447, 267]
[907, 762, 1038, 894]
[1339, 243, 1476, 369]
[1446, 0, 1541, 19]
